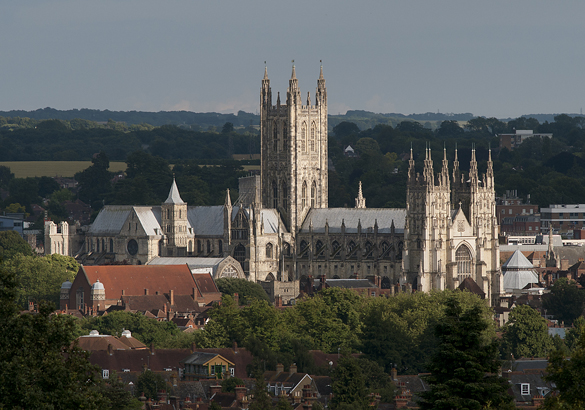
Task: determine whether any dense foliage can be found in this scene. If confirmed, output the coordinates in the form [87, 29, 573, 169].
[501, 304, 554, 359]
[0, 230, 33, 260]
[215, 277, 270, 305]
[418, 296, 515, 410]
[544, 332, 585, 408]
[543, 278, 585, 326]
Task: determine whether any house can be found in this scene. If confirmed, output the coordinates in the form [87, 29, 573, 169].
[77, 329, 147, 351]
[181, 352, 235, 380]
[59, 264, 221, 316]
[264, 363, 319, 399]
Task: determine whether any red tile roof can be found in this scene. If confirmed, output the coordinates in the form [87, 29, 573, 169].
[80, 265, 196, 299]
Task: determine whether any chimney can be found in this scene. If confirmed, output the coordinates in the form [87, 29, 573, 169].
[235, 385, 246, 402]
[233, 341, 238, 351]
[28, 301, 34, 312]
[191, 342, 197, 353]
[233, 292, 239, 305]
[157, 390, 167, 403]
[275, 295, 282, 307]
[108, 343, 113, 356]
[192, 287, 197, 300]
[122, 289, 125, 296]
[391, 367, 397, 381]
[145, 288, 149, 295]
[320, 275, 326, 285]
[308, 276, 314, 291]
[170, 289, 174, 306]
[289, 363, 297, 374]
[150, 342, 155, 355]
[210, 385, 222, 396]
[276, 363, 284, 374]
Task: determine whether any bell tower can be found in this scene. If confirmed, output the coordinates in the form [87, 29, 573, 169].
[260, 63, 328, 233]
[161, 178, 189, 256]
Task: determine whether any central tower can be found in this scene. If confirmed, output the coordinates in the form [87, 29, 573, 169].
[260, 64, 328, 233]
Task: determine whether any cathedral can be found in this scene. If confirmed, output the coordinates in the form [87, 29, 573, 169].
[45, 64, 502, 305]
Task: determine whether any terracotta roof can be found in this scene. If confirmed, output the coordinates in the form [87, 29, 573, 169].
[77, 335, 131, 351]
[172, 294, 203, 313]
[210, 392, 237, 408]
[192, 273, 220, 293]
[80, 264, 196, 299]
[122, 295, 168, 311]
[118, 335, 147, 349]
[89, 348, 193, 372]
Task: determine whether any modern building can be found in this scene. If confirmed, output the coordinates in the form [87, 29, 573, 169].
[499, 130, 553, 151]
[540, 204, 585, 237]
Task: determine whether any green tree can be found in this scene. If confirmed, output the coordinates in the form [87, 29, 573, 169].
[275, 395, 293, 410]
[0, 265, 108, 409]
[75, 150, 113, 209]
[222, 122, 234, 134]
[0, 230, 33, 260]
[418, 296, 515, 410]
[564, 316, 585, 351]
[357, 358, 396, 403]
[136, 370, 167, 400]
[3, 253, 78, 308]
[248, 374, 272, 410]
[215, 277, 270, 305]
[543, 333, 585, 408]
[333, 121, 360, 138]
[209, 401, 223, 410]
[102, 371, 143, 410]
[0, 165, 14, 188]
[330, 353, 369, 410]
[543, 278, 585, 326]
[501, 304, 553, 359]
[222, 377, 245, 392]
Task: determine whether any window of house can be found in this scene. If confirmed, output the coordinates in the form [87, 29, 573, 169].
[102, 369, 109, 379]
[230, 367, 235, 377]
[521, 383, 530, 395]
[509, 209, 512, 214]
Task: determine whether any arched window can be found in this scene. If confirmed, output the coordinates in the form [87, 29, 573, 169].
[207, 240, 211, 254]
[197, 240, 202, 253]
[331, 241, 340, 256]
[364, 241, 373, 258]
[102, 239, 105, 252]
[188, 241, 193, 253]
[316, 240, 324, 257]
[347, 241, 356, 255]
[167, 209, 170, 219]
[301, 122, 307, 152]
[281, 181, 288, 209]
[76, 287, 84, 310]
[310, 122, 316, 152]
[109, 239, 114, 253]
[233, 244, 246, 264]
[96, 239, 100, 253]
[218, 240, 223, 254]
[456, 245, 473, 282]
[302, 181, 307, 209]
[283, 242, 290, 256]
[266, 273, 275, 281]
[273, 121, 278, 152]
[266, 243, 273, 259]
[299, 240, 308, 257]
[283, 121, 288, 150]
[272, 180, 278, 208]
[311, 181, 316, 208]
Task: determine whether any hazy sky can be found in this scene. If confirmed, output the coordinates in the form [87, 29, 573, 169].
[1, 1, 584, 118]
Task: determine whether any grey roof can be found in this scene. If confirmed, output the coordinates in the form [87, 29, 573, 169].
[135, 206, 162, 235]
[89, 206, 133, 234]
[165, 179, 185, 204]
[503, 269, 538, 292]
[259, 209, 280, 234]
[503, 250, 535, 270]
[180, 351, 224, 365]
[187, 206, 224, 236]
[325, 279, 375, 288]
[511, 359, 548, 372]
[148, 257, 226, 268]
[299, 208, 406, 234]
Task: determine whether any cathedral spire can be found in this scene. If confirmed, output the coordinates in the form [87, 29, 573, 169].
[423, 144, 434, 186]
[452, 144, 460, 185]
[355, 181, 366, 209]
[264, 63, 268, 80]
[441, 144, 450, 187]
[486, 146, 494, 187]
[165, 178, 185, 204]
[408, 143, 416, 183]
[469, 144, 478, 184]
[291, 62, 297, 80]
[224, 188, 232, 208]
[319, 60, 324, 80]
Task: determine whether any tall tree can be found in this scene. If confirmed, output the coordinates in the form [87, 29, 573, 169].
[0, 265, 108, 409]
[330, 353, 369, 410]
[0, 230, 33, 260]
[501, 304, 553, 359]
[543, 278, 585, 326]
[418, 296, 515, 410]
[75, 150, 113, 209]
[543, 333, 585, 408]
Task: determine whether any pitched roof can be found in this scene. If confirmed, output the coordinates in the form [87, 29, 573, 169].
[503, 250, 535, 270]
[458, 277, 485, 299]
[88, 205, 133, 235]
[187, 206, 224, 236]
[77, 334, 131, 351]
[299, 208, 406, 234]
[325, 279, 375, 289]
[80, 264, 196, 298]
[192, 273, 220, 294]
[181, 352, 234, 366]
[89, 348, 193, 372]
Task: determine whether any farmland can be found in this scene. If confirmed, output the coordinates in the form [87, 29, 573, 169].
[0, 161, 127, 178]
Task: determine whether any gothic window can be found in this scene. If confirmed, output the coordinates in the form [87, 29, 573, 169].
[310, 122, 316, 152]
[96, 239, 100, 253]
[207, 240, 211, 254]
[397, 242, 403, 260]
[281, 181, 288, 209]
[283, 242, 290, 256]
[301, 122, 307, 152]
[102, 239, 105, 252]
[218, 240, 223, 254]
[283, 121, 288, 150]
[109, 239, 113, 252]
[311, 181, 316, 208]
[233, 244, 246, 264]
[273, 121, 278, 152]
[167, 209, 171, 219]
[197, 240, 202, 253]
[417, 238, 422, 249]
[277, 272, 282, 281]
[127, 239, 138, 256]
[365, 241, 373, 258]
[315, 240, 324, 257]
[188, 241, 192, 253]
[456, 245, 472, 282]
[302, 181, 307, 209]
[272, 180, 278, 208]
[331, 241, 340, 256]
[76, 287, 84, 310]
[265, 273, 275, 281]
[299, 240, 308, 257]
[266, 243, 273, 259]
[347, 241, 356, 255]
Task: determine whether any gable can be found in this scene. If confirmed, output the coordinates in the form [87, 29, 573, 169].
[452, 207, 472, 237]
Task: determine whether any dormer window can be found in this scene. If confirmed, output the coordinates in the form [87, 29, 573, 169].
[521, 383, 530, 395]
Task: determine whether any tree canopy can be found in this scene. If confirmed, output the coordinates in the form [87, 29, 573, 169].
[215, 277, 270, 305]
[418, 296, 515, 410]
[0, 230, 33, 261]
[543, 278, 585, 326]
[501, 304, 554, 359]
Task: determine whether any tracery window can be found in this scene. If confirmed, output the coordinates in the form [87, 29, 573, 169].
[273, 121, 278, 152]
[456, 245, 472, 283]
[310, 122, 316, 152]
[272, 180, 278, 208]
[281, 181, 288, 209]
[302, 181, 307, 209]
[301, 122, 307, 152]
[266, 243, 273, 259]
[311, 181, 316, 208]
[233, 244, 246, 264]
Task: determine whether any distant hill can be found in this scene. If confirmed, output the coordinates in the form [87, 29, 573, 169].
[2, 107, 583, 131]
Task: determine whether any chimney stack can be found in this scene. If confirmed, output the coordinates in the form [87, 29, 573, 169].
[170, 289, 174, 305]
[234, 292, 239, 305]
[210, 385, 222, 396]
[276, 363, 284, 374]
[289, 363, 297, 374]
[235, 385, 246, 402]
[144, 288, 149, 295]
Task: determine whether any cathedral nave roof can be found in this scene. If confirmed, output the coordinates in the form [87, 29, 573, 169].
[299, 208, 406, 234]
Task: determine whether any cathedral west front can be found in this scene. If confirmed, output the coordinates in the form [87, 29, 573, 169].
[45, 64, 502, 305]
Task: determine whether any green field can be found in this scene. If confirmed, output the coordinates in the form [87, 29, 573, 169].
[0, 161, 127, 178]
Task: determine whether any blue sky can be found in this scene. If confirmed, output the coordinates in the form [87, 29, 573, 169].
[1, 1, 584, 118]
